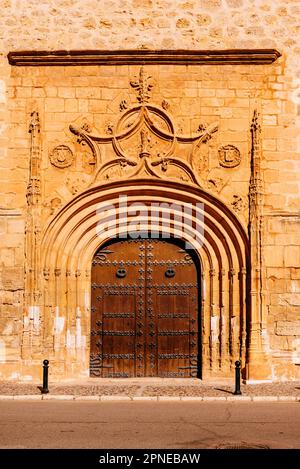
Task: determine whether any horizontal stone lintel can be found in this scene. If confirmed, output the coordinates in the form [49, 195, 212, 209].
[7, 49, 281, 66]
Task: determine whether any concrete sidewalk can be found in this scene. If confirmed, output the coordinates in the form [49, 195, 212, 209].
[0, 378, 299, 401]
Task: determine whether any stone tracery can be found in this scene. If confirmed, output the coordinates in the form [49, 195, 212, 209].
[68, 67, 220, 187]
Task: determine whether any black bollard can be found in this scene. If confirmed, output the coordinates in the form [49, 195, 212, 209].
[41, 359, 49, 394]
[234, 360, 242, 395]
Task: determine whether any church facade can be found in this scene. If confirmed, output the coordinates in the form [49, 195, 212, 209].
[0, 1, 299, 382]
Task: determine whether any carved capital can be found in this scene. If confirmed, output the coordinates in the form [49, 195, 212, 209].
[43, 268, 50, 280]
[33, 290, 42, 302]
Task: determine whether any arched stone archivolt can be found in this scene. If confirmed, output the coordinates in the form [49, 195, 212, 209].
[40, 179, 249, 379]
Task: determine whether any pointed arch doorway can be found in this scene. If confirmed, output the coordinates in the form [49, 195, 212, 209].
[90, 236, 200, 378]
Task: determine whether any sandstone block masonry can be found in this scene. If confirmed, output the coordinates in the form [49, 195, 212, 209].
[0, 0, 299, 381]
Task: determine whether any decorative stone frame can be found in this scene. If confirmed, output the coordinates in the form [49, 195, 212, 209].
[17, 49, 281, 380]
[39, 180, 249, 379]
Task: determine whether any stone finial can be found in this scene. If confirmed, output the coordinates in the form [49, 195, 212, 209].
[130, 66, 153, 104]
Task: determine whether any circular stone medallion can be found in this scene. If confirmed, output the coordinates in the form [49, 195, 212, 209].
[49, 145, 74, 168]
[218, 145, 241, 168]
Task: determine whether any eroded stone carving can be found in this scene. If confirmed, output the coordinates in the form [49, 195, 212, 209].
[66, 176, 89, 195]
[139, 129, 152, 158]
[162, 99, 170, 110]
[50, 197, 61, 215]
[49, 144, 74, 168]
[43, 196, 64, 217]
[105, 121, 114, 134]
[120, 100, 128, 111]
[218, 144, 241, 168]
[231, 194, 246, 213]
[197, 123, 207, 133]
[81, 121, 92, 133]
[206, 167, 229, 193]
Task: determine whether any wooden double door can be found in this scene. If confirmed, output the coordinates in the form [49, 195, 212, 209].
[90, 238, 199, 378]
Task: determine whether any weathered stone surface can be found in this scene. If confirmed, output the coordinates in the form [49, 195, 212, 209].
[0, 267, 24, 290]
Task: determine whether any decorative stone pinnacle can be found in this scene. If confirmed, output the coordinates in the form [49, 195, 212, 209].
[251, 109, 261, 142]
[130, 66, 153, 104]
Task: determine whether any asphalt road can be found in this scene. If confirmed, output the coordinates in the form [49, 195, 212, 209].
[0, 401, 299, 449]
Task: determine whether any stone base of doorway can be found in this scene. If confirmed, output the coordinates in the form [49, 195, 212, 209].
[0, 395, 299, 402]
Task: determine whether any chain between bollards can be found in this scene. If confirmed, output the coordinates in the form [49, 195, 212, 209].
[41, 359, 49, 394]
[234, 360, 242, 395]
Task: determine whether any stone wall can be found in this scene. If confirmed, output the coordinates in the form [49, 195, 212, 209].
[0, 0, 299, 381]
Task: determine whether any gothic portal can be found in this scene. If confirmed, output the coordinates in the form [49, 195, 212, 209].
[2, 48, 297, 383]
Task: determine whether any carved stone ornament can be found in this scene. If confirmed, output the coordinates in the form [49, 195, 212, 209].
[231, 194, 246, 213]
[50, 197, 61, 215]
[49, 144, 74, 168]
[69, 66, 219, 187]
[218, 145, 241, 168]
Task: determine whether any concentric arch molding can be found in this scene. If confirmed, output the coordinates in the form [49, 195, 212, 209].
[7, 49, 281, 66]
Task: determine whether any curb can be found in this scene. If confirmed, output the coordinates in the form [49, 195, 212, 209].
[0, 395, 299, 402]
[100, 395, 132, 401]
[42, 395, 74, 400]
[158, 396, 181, 401]
[132, 396, 158, 401]
[74, 395, 100, 401]
[13, 395, 42, 401]
[181, 396, 203, 401]
[252, 396, 279, 402]
[226, 396, 252, 401]
[203, 396, 227, 401]
[278, 396, 297, 402]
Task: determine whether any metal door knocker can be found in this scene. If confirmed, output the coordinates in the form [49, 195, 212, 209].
[116, 268, 127, 278]
[165, 268, 175, 278]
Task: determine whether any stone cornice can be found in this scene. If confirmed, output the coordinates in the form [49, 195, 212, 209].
[7, 49, 281, 66]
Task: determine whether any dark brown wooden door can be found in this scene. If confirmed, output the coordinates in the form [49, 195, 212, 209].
[90, 238, 199, 378]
